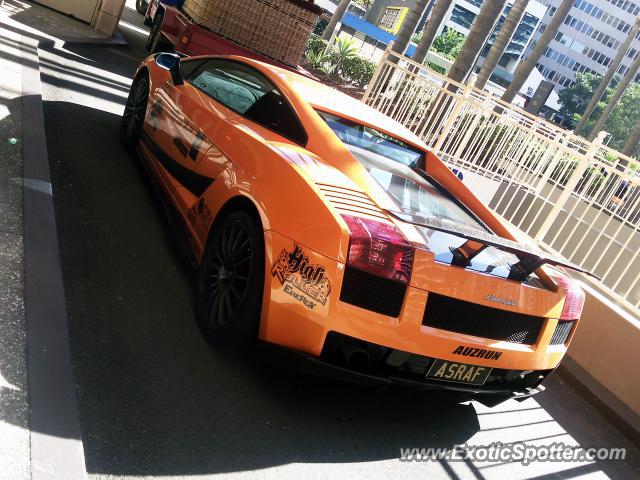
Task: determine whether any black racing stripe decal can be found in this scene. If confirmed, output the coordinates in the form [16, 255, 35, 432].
[172, 136, 188, 157]
[141, 131, 214, 197]
[189, 131, 205, 161]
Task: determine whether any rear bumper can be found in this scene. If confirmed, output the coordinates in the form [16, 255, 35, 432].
[262, 339, 549, 407]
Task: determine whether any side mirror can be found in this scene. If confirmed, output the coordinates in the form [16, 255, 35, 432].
[155, 52, 183, 86]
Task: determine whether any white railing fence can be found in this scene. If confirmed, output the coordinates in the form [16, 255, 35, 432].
[363, 45, 640, 314]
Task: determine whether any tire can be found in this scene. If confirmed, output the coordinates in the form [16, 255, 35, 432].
[120, 72, 149, 149]
[196, 210, 265, 345]
[146, 12, 166, 53]
[136, 0, 149, 15]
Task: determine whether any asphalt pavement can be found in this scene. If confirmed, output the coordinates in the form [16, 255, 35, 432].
[33, 4, 640, 480]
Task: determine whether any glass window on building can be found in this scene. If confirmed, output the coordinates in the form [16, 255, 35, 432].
[450, 4, 476, 30]
[379, 7, 406, 33]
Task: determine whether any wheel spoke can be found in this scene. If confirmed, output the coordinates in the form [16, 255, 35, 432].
[234, 238, 250, 259]
[208, 294, 221, 326]
[229, 283, 242, 300]
[234, 255, 251, 266]
[217, 292, 226, 325]
[223, 292, 234, 318]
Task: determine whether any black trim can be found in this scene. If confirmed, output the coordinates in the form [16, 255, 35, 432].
[142, 131, 214, 197]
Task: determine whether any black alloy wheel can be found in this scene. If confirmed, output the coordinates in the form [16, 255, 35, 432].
[120, 73, 149, 148]
[196, 210, 265, 344]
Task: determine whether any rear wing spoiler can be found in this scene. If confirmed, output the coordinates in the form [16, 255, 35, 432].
[386, 210, 599, 282]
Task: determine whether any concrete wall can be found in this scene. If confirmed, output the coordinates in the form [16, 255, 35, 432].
[33, 0, 101, 23]
[91, 0, 126, 35]
[564, 281, 640, 434]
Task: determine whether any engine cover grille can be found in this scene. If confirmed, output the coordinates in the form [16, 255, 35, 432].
[423, 293, 544, 345]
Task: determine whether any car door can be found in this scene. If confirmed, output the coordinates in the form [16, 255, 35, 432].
[182, 58, 308, 179]
[144, 59, 218, 217]
[172, 59, 308, 243]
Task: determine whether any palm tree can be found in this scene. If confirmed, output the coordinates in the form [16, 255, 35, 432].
[588, 51, 640, 141]
[322, 0, 351, 42]
[623, 119, 640, 157]
[575, 16, 640, 135]
[501, 0, 573, 103]
[392, 0, 431, 55]
[412, 0, 452, 64]
[448, 0, 504, 84]
[475, 0, 529, 90]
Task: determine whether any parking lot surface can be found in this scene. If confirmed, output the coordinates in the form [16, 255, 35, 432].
[36, 6, 640, 479]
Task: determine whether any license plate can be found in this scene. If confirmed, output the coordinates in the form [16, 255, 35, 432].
[426, 359, 492, 386]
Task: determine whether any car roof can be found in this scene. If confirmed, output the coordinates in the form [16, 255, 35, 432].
[225, 56, 429, 150]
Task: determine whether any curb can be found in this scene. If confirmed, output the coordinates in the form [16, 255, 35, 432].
[20, 34, 87, 480]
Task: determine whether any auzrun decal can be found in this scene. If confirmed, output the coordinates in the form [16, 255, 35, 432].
[452, 345, 502, 361]
[271, 244, 331, 308]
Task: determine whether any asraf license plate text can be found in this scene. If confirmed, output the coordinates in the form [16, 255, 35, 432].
[426, 359, 492, 386]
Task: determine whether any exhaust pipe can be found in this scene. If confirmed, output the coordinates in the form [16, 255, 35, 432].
[341, 342, 370, 371]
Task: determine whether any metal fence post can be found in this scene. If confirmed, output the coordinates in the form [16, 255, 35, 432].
[432, 80, 475, 153]
[362, 42, 394, 102]
[533, 132, 606, 243]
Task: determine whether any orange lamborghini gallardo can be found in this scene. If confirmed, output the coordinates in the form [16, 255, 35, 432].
[121, 52, 592, 405]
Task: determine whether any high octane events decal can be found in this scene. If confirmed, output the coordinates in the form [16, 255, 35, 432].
[271, 244, 331, 309]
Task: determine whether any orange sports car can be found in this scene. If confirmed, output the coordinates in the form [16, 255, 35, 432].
[121, 52, 592, 406]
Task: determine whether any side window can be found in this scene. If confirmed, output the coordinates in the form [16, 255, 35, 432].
[179, 58, 206, 79]
[186, 59, 307, 145]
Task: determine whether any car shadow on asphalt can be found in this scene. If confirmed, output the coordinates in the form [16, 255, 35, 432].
[40, 98, 483, 476]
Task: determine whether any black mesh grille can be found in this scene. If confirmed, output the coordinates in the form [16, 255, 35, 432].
[340, 266, 406, 317]
[550, 320, 575, 345]
[423, 293, 544, 345]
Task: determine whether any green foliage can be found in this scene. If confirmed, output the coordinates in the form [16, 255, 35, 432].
[313, 19, 328, 36]
[319, 62, 338, 76]
[557, 73, 610, 126]
[340, 55, 377, 87]
[550, 157, 606, 194]
[305, 34, 328, 56]
[600, 82, 640, 152]
[558, 72, 640, 153]
[411, 31, 423, 44]
[332, 36, 359, 66]
[303, 34, 376, 88]
[427, 62, 446, 75]
[304, 49, 332, 69]
[431, 28, 465, 60]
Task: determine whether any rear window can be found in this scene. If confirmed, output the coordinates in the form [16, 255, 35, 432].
[317, 110, 485, 230]
[316, 110, 423, 168]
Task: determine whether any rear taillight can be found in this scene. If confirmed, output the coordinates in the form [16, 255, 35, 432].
[342, 215, 414, 284]
[552, 272, 585, 320]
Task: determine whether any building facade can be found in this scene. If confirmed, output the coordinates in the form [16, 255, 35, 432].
[365, 1, 546, 83]
[366, 0, 430, 34]
[532, 0, 640, 90]
[439, 1, 547, 84]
